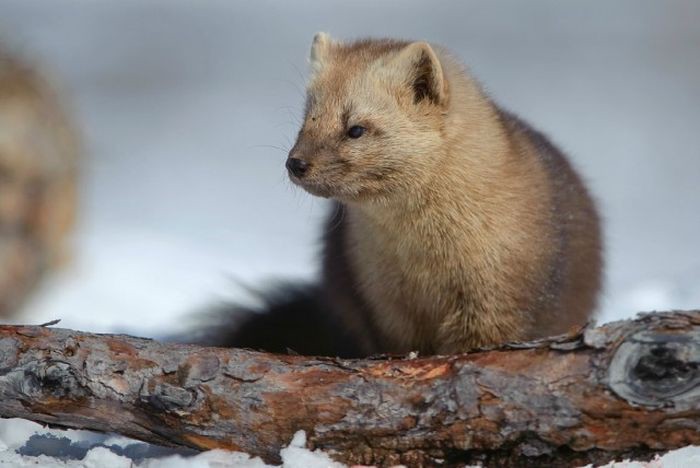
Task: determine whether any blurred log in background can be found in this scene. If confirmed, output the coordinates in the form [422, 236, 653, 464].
[0, 45, 79, 317]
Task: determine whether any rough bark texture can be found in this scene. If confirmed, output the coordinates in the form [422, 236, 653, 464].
[0, 311, 699, 467]
[0, 47, 79, 316]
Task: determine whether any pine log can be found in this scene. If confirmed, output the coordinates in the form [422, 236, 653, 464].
[0, 311, 698, 467]
[0, 48, 79, 316]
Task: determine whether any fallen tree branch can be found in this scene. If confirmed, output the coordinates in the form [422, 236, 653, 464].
[0, 311, 699, 466]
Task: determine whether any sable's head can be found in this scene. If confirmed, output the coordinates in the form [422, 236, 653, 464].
[286, 33, 450, 202]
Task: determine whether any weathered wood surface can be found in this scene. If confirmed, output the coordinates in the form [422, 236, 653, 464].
[0, 311, 699, 467]
[0, 48, 79, 316]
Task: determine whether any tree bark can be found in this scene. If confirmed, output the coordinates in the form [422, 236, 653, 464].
[0, 311, 698, 467]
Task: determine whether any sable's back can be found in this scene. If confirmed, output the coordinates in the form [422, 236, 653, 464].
[497, 108, 603, 337]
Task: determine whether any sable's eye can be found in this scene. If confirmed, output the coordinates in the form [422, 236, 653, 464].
[347, 125, 365, 139]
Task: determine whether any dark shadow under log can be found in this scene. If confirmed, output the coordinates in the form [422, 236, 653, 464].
[0, 311, 699, 467]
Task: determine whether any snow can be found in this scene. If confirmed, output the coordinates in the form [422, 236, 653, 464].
[0, 0, 699, 466]
[0, 420, 336, 468]
[278, 432, 346, 468]
[585, 446, 700, 468]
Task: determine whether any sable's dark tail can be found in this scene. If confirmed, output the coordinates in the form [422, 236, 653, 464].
[181, 283, 361, 358]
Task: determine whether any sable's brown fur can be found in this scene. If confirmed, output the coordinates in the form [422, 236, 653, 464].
[287, 34, 602, 355]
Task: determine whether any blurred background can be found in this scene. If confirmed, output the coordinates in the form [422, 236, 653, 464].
[1, 0, 699, 339]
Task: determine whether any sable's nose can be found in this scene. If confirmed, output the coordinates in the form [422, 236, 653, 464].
[286, 157, 309, 178]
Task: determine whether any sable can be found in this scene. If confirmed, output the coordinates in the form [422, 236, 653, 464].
[0, 311, 699, 467]
[280, 35, 603, 356]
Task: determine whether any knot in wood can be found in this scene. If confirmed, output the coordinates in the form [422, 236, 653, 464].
[20, 360, 83, 399]
[608, 329, 700, 408]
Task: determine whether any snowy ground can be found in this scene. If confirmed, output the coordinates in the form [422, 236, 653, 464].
[0, 0, 699, 466]
[0, 418, 344, 467]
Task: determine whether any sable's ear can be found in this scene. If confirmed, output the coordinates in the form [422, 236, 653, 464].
[309, 32, 334, 76]
[391, 42, 446, 106]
